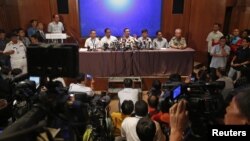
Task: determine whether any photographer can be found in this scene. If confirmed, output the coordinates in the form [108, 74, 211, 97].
[169, 88, 250, 141]
[68, 73, 95, 97]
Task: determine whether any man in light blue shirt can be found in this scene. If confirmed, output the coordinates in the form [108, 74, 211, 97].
[138, 29, 152, 49]
[153, 31, 168, 49]
[210, 36, 231, 69]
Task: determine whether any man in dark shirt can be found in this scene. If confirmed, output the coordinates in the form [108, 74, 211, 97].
[228, 37, 250, 80]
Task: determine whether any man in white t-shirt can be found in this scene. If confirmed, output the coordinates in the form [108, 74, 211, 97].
[206, 23, 224, 70]
[118, 78, 139, 106]
[48, 14, 64, 33]
[121, 100, 165, 141]
[84, 30, 101, 50]
[68, 73, 94, 97]
[100, 28, 118, 48]
[1, 33, 27, 74]
[120, 28, 136, 48]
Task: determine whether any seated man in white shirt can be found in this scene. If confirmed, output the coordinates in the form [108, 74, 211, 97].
[138, 29, 152, 49]
[118, 78, 139, 106]
[121, 100, 165, 141]
[84, 30, 101, 50]
[153, 30, 169, 49]
[1, 33, 27, 74]
[120, 28, 136, 48]
[100, 28, 118, 49]
[68, 73, 94, 97]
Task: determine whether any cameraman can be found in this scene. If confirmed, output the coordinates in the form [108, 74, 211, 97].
[69, 73, 94, 97]
[169, 88, 250, 141]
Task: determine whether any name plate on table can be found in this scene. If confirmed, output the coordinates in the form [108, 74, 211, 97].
[45, 33, 67, 40]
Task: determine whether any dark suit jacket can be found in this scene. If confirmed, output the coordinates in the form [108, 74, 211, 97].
[35, 30, 46, 43]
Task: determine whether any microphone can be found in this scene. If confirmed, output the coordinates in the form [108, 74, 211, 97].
[154, 42, 157, 48]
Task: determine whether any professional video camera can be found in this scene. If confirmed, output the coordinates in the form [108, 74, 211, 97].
[0, 44, 115, 141]
[83, 94, 113, 141]
[162, 81, 225, 140]
[12, 80, 37, 119]
[0, 44, 82, 141]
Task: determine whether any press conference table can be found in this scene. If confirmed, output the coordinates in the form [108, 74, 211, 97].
[79, 48, 195, 77]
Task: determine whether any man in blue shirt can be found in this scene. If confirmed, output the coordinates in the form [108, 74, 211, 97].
[27, 19, 38, 37]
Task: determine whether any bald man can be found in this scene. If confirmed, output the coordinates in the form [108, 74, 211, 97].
[169, 28, 187, 49]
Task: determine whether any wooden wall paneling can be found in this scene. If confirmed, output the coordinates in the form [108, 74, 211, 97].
[238, 7, 250, 30]
[230, 0, 250, 33]
[226, 0, 237, 7]
[0, 1, 9, 31]
[4, 0, 250, 64]
[17, 0, 52, 30]
[188, 0, 227, 64]
[4, 0, 20, 32]
[161, 0, 192, 40]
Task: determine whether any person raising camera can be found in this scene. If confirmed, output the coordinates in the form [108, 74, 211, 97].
[169, 88, 250, 141]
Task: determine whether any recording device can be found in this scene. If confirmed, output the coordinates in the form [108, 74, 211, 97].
[163, 81, 225, 139]
[190, 76, 195, 82]
[12, 80, 37, 119]
[29, 76, 40, 88]
[86, 74, 93, 80]
[103, 43, 109, 50]
[26, 44, 79, 78]
[87, 46, 91, 51]
[171, 85, 182, 101]
[163, 81, 225, 113]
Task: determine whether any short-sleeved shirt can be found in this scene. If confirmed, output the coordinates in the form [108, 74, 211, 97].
[47, 22, 64, 33]
[152, 38, 168, 48]
[84, 38, 101, 49]
[206, 31, 223, 53]
[120, 36, 135, 48]
[118, 88, 139, 106]
[27, 27, 37, 37]
[138, 37, 152, 48]
[100, 36, 118, 48]
[121, 116, 166, 141]
[169, 37, 187, 48]
[210, 44, 231, 68]
[68, 83, 94, 96]
[4, 40, 26, 62]
[121, 117, 140, 141]
[111, 112, 128, 136]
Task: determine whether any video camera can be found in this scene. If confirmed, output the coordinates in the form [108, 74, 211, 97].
[162, 81, 225, 139]
[163, 81, 225, 116]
